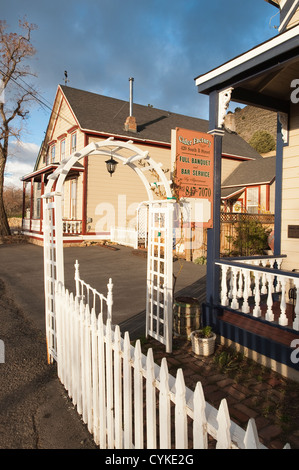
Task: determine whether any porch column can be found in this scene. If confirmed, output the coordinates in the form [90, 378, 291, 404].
[274, 116, 285, 256]
[22, 181, 26, 230]
[40, 174, 45, 234]
[206, 90, 224, 306]
[29, 177, 34, 232]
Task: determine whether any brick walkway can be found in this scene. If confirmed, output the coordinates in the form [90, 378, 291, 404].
[141, 336, 299, 449]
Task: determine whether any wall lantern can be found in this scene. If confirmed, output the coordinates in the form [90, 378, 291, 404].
[105, 154, 118, 177]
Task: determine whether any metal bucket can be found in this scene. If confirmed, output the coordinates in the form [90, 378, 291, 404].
[173, 296, 201, 339]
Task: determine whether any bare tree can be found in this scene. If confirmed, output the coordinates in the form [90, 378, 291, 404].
[0, 19, 37, 236]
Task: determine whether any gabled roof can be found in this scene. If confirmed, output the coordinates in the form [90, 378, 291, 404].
[221, 155, 276, 198]
[59, 85, 262, 161]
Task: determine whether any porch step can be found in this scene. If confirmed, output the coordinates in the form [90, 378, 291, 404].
[221, 310, 299, 347]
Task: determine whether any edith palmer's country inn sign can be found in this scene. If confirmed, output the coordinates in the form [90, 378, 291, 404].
[172, 127, 214, 228]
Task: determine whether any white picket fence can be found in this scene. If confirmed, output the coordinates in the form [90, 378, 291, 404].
[53, 280, 292, 450]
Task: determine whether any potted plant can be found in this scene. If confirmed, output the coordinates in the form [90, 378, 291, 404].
[190, 325, 216, 356]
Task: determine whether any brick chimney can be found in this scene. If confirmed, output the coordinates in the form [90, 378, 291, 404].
[124, 77, 137, 133]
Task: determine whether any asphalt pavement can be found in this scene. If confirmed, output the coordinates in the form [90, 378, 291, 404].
[0, 240, 206, 449]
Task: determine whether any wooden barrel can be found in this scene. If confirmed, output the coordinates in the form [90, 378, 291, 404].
[173, 296, 201, 339]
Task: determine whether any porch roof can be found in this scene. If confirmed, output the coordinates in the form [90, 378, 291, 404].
[21, 161, 84, 182]
[195, 24, 299, 112]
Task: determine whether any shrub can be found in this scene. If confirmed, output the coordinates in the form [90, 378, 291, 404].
[249, 130, 276, 154]
[226, 219, 271, 256]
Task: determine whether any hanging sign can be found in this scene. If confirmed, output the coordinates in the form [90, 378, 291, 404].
[172, 127, 214, 228]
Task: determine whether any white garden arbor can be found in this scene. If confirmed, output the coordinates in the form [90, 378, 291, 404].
[43, 137, 175, 361]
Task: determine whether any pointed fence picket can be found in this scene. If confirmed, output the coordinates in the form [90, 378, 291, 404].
[54, 281, 290, 450]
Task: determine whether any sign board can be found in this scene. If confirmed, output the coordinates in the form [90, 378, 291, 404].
[288, 225, 299, 239]
[172, 128, 214, 228]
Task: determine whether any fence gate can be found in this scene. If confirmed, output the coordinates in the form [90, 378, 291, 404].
[146, 201, 174, 353]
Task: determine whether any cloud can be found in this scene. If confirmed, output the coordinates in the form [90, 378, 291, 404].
[1, 0, 278, 187]
[4, 141, 39, 188]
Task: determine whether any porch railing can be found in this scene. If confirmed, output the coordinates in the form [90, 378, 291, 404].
[63, 219, 82, 234]
[216, 255, 299, 331]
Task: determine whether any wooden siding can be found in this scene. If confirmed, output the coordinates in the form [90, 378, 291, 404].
[281, 105, 299, 270]
[86, 136, 171, 234]
[221, 158, 241, 183]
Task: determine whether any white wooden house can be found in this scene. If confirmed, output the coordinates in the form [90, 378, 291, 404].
[21, 83, 266, 246]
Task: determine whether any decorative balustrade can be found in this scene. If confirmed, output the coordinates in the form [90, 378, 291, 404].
[63, 219, 82, 234]
[216, 256, 299, 331]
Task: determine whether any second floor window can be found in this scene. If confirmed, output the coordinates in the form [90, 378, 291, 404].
[71, 132, 77, 153]
[51, 145, 56, 163]
[60, 139, 66, 160]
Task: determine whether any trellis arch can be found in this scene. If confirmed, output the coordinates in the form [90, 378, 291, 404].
[43, 137, 175, 360]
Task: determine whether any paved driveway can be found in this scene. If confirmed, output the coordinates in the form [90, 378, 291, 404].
[0, 241, 206, 449]
[0, 242, 206, 338]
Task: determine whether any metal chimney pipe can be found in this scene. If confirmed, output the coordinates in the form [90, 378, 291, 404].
[129, 77, 134, 117]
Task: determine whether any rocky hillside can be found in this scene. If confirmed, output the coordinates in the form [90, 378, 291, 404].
[225, 105, 277, 144]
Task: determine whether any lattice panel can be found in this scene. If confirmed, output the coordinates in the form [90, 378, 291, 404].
[146, 203, 173, 352]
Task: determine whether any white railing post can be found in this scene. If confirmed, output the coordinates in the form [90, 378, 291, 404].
[220, 265, 229, 306]
[265, 273, 274, 322]
[253, 270, 261, 317]
[74, 260, 80, 298]
[242, 270, 250, 314]
[231, 267, 239, 310]
[107, 278, 113, 322]
[278, 276, 288, 326]
[293, 279, 299, 330]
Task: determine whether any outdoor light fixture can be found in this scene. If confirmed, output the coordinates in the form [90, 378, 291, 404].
[105, 154, 118, 177]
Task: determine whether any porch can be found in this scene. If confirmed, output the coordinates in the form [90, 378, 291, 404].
[201, 255, 299, 380]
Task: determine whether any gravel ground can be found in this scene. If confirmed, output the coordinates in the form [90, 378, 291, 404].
[0, 277, 97, 449]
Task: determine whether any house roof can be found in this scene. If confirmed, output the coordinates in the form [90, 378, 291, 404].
[59, 85, 262, 161]
[221, 155, 276, 198]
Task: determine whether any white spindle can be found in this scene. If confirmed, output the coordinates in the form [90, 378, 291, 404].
[98, 314, 106, 449]
[220, 265, 229, 306]
[91, 308, 99, 444]
[237, 269, 244, 298]
[107, 278, 113, 321]
[278, 276, 288, 327]
[146, 348, 156, 449]
[216, 399, 232, 449]
[231, 267, 239, 309]
[106, 319, 114, 448]
[123, 332, 133, 449]
[80, 299, 87, 424]
[293, 280, 299, 331]
[85, 305, 93, 433]
[159, 358, 171, 449]
[244, 418, 260, 449]
[74, 296, 82, 415]
[193, 382, 208, 449]
[265, 274, 274, 322]
[253, 271, 261, 317]
[175, 369, 188, 449]
[134, 340, 144, 449]
[114, 325, 123, 449]
[242, 270, 250, 314]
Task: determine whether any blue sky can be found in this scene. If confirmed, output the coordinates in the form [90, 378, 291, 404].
[1, 0, 279, 187]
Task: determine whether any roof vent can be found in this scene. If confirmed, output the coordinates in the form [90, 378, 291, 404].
[124, 77, 137, 133]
